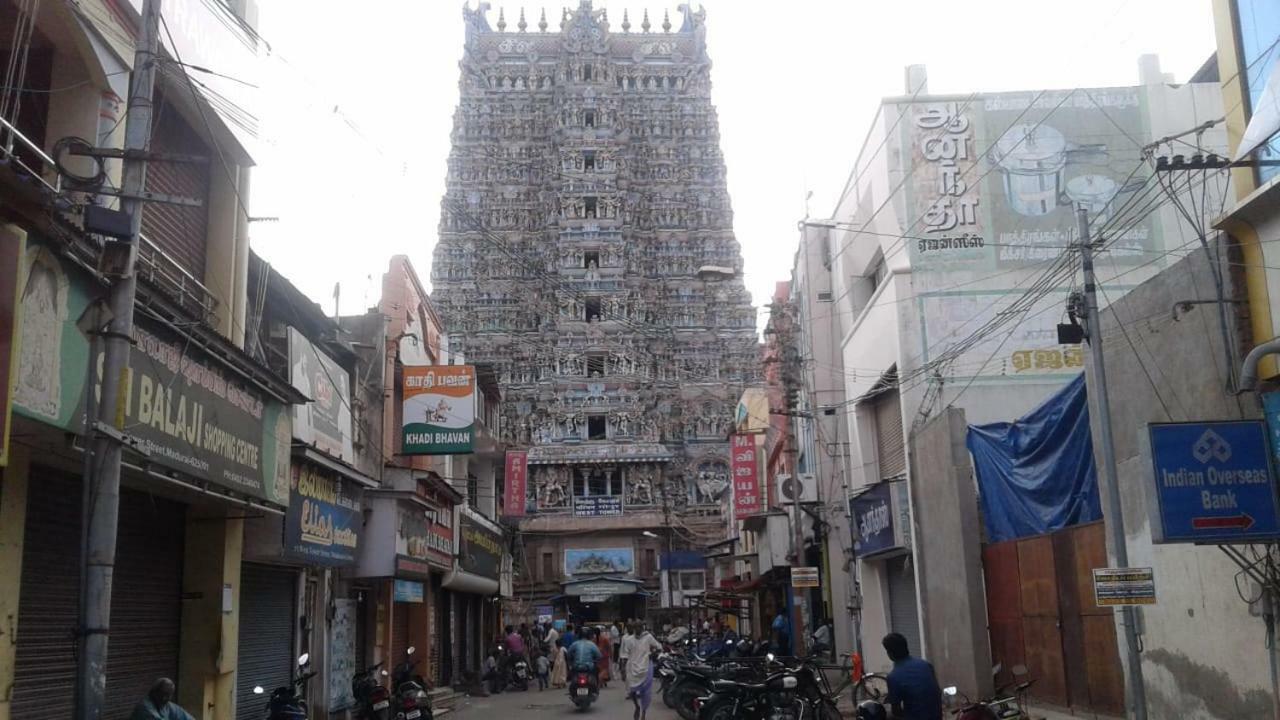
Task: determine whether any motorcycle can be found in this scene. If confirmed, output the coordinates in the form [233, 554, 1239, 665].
[509, 654, 531, 691]
[568, 667, 599, 710]
[352, 661, 391, 720]
[252, 653, 316, 720]
[391, 646, 433, 720]
[695, 666, 802, 720]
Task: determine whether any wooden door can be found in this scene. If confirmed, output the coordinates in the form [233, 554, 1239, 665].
[982, 522, 1125, 715]
[1017, 536, 1069, 706]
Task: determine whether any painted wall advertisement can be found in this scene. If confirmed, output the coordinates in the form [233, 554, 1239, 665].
[402, 365, 475, 455]
[12, 239, 290, 504]
[288, 327, 354, 463]
[284, 462, 361, 566]
[565, 547, 634, 576]
[329, 599, 357, 711]
[396, 501, 454, 577]
[503, 450, 528, 517]
[730, 433, 760, 522]
[458, 511, 503, 580]
[0, 230, 22, 467]
[903, 89, 1155, 271]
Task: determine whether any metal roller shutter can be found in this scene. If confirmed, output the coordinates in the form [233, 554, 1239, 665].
[391, 600, 411, 667]
[873, 389, 905, 479]
[141, 93, 210, 281]
[11, 469, 81, 719]
[105, 485, 186, 719]
[12, 469, 185, 719]
[236, 564, 296, 720]
[887, 555, 923, 659]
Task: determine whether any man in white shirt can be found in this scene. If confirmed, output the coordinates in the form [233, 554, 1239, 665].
[544, 621, 560, 651]
[623, 622, 664, 720]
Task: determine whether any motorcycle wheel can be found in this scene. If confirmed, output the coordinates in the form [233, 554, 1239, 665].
[674, 682, 710, 720]
[696, 697, 737, 720]
[662, 682, 678, 708]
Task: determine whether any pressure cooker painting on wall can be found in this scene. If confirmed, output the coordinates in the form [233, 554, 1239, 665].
[978, 88, 1157, 268]
[901, 87, 1160, 270]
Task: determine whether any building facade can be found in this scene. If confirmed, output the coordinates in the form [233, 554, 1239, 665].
[801, 57, 1228, 710]
[430, 2, 757, 623]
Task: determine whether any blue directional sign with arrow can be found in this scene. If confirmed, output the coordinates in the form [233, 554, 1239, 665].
[1148, 421, 1280, 544]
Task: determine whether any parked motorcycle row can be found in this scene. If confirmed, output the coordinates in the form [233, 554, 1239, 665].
[251, 647, 434, 720]
[655, 633, 1037, 720]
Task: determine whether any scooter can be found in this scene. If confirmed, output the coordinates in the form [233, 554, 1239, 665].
[568, 667, 599, 710]
[391, 646, 433, 720]
[253, 653, 316, 720]
[352, 661, 391, 720]
[509, 654, 531, 691]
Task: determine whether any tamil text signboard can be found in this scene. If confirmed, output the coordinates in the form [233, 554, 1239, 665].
[393, 580, 424, 603]
[289, 328, 354, 463]
[503, 450, 528, 517]
[284, 462, 361, 566]
[730, 433, 760, 522]
[458, 510, 503, 580]
[13, 240, 292, 504]
[1148, 421, 1280, 543]
[574, 495, 622, 517]
[791, 567, 820, 588]
[851, 482, 897, 557]
[402, 365, 475, 455]
[1093, 567, 1157, 607]
[396, 501, 454, 577]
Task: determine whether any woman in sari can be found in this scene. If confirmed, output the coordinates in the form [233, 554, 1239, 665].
[595, 626, 612, 688]
[550, 638, 568, 688]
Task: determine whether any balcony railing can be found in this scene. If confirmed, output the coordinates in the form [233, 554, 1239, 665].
[137, 234, 219, 321]
[0, 114, 61, 195]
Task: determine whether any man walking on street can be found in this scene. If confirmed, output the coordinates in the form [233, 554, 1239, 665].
[623, 622, 663, 720]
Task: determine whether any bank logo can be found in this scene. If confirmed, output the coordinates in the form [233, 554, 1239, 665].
[1193, 429, 1232, 464]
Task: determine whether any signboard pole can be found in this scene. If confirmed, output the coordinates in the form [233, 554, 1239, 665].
[77, 2, 161, 718]
[1078, 208, 1148, 720]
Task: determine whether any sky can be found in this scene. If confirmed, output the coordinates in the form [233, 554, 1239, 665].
[245, 0, 1218, 322]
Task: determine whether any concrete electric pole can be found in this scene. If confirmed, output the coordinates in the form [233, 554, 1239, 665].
[1076, 206, 1148, 720]
[76, 1, 160, 718]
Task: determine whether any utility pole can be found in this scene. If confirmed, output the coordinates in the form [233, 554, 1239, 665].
[77, 1, 160, 718]
[1076, 207, 1148, 720]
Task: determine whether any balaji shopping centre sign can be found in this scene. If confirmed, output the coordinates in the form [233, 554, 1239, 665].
[402, 365, 475, 455]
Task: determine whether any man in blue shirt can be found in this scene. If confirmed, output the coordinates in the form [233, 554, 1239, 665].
[882, 633, 942, 720]
[569, 627, 603, 672]
[562, 623, 577, 650]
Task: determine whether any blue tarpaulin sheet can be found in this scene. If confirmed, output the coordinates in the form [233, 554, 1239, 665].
[965, 374, 1102, 542]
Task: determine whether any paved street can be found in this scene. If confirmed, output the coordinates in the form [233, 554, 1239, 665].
[450, 682, 679, 720]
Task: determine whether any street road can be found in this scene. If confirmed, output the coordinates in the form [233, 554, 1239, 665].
[450, 681, 678, 720]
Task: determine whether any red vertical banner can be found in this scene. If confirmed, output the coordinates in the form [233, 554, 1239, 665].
[731, 433, 760, 523]
[503, 450, 528, 517]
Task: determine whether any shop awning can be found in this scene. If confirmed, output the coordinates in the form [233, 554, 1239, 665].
[293, 445, 379, 489]
[526, 443, 675, 465]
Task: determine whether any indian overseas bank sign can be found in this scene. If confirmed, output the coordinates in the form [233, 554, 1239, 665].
[402, 365, 475, 455]
[1148, 421, 1280, 544]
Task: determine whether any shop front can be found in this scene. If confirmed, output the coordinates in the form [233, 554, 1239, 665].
[2, 236, 300, 719]
[445, 507, 503, 683]
[240, 452, 372, 718]
[355, 482, 457, 687]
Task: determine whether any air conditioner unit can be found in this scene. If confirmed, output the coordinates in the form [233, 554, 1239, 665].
[777, 473, 817, 504]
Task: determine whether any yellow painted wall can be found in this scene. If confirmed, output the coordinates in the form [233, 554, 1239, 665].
[0, 446, 30, 720]
[177, 513, 243, 720]
[1213, 0, 1278, 377]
